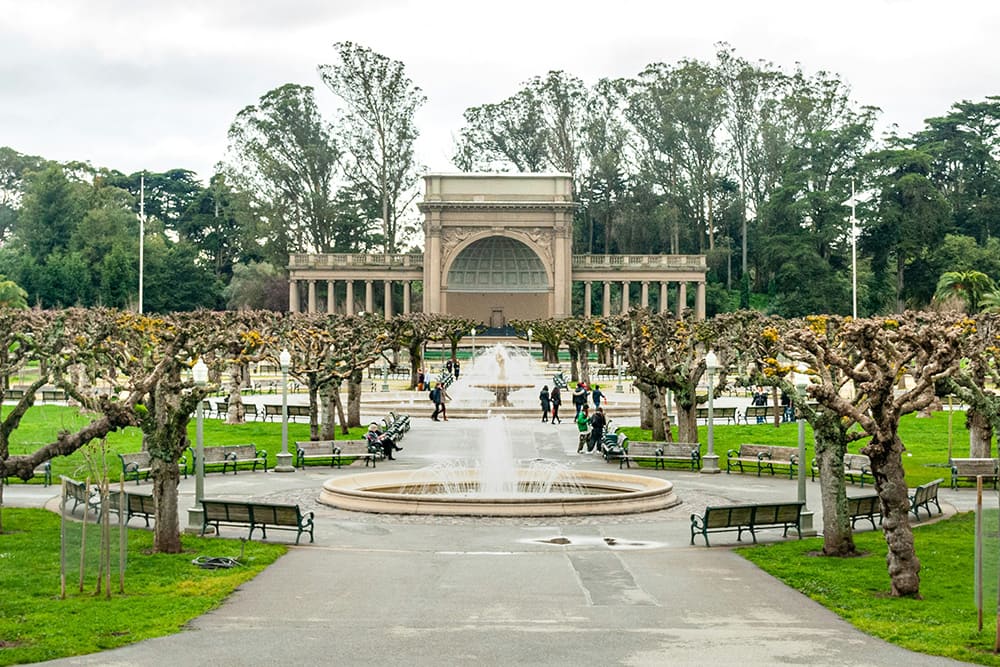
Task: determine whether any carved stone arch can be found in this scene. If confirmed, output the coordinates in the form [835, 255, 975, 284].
[441, 229, 553, 291]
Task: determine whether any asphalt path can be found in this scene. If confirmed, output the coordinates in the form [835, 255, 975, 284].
[8, 414, 973, 666]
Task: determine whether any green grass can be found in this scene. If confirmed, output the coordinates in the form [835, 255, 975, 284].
[740, 511, 1000, 665]
[619, 408, 967, 486]
[0, 508, 286, 666]
[3, 404, 371, 484]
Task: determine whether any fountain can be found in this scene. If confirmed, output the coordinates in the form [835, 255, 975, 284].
[319, 415, 679, 517]
[465, 345, 536, 407]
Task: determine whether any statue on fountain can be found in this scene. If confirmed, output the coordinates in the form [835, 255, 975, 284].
[495, 351, 507, 381]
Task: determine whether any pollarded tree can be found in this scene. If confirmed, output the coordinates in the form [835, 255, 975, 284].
[436, 316, 481, 376]
[217, 310, 279, 425]
[510, 318, 565, 365]
[721, 311, 865, 557]
[615, 310, 730, 443]
[279, 312, 388, 439]
[786, 312, 968, 597]
[944, 312, 1000, 457]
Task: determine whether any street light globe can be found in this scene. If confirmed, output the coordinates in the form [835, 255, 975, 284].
[279, 348, 292, 372]
[527, 327, 532, 340]
[705, 350, 720, 371]
[471, 327, 476, 336]
[192, 358, 208, 386]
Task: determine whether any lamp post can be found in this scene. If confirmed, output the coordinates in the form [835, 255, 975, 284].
[381, 365, 389, 392]
[796, 382, 817, 535]
[138, 174, 145, 314]
[615, 351, 624, 393]
[275, 348, 295, 472]
[471, 327, 476, 359]
[186, 358, 209, 533]
[527, 328, 532, 360]
[701, 350, 721, 473]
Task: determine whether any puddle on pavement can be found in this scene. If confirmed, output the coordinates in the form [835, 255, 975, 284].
[526, 535, 665, 550]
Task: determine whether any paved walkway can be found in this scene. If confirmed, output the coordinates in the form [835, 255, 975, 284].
[7, 415, 972, 666]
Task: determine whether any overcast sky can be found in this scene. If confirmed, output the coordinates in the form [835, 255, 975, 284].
[2, 0, 997, 182]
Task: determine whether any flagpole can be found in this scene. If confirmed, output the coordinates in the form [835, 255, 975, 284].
[851, 178, 857, 319]
[138, 174, 145, 315]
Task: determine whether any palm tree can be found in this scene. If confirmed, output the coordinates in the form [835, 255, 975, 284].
[981, 289, 1000, 313]
[0, 277, 27, 309]
[934, 270, 996, 312]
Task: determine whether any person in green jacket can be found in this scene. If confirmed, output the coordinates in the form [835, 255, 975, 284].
[576, 405, 590, 453]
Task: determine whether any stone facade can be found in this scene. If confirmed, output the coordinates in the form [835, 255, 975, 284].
[287, 173, 707, 322]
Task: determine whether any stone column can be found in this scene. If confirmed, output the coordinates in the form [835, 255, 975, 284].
[383, 280, 393, 319]
[659, 282, 668, 313]
[584, 281, 592, 317]
[677, 282, 687, 318]
[695, 281, 706, 321]
[640, 281, 649, 309]
[345, 281, 355, 316]
[326, 281, 335, 314]
[602, 281, 611, 316]
[307, 280, 317, 314]
[403, 281, 411, 314]
[288, 280, 299, 313]
[365, 280, 374, 313]
[621, 281, 630, 314]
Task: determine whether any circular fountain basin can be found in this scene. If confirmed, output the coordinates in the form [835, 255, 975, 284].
[319, 469, 679, 517]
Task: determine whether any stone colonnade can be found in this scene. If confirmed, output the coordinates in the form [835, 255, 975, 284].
[581, 278, 706, 319]
[288, 276, 706, 320]
[288, 278, 415, 317]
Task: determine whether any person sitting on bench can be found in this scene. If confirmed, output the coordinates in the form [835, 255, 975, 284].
[366, 423, 402, 460]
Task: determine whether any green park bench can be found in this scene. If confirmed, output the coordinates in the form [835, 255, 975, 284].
[690, 501, 804, 546]
[200, 498, 314, 544]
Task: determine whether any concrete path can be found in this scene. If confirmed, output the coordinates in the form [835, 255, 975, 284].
[9, 415, 972, 666]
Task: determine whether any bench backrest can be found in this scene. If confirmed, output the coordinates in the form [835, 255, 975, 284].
[336, 440, 378, 455]
[202, 499, 253, 523]
[844, 453, 871, 471]
[62, 476, 90, 502]
[913, 478, 943, 503]
[202, 444, 258, 463]
[120, 451, 151, 468]
[296, 440, 335, 454]
[704, 505, 755, 528]
[847, 494, 879, 515]
[751, 502, 804, 524]
[739, 444, 797, 463]
[264, 404, 282, 416]
[288, 405, 310, 417]
[250, 503, 301, 526]
[630, 441, 698, 457]
[951, 458, 998, 476]
[744, 405, 775, 417]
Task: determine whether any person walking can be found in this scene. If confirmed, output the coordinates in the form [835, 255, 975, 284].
[587, 407, 607, 454]
[572, 382, 587, 416]
[539, 385, 551, 423]
[453, 359, 461, 379]
[430, 383, 444, 421]
[575, 405, 590, 452]
[592, 384, 605, 409]
[550, 386, 562, 424]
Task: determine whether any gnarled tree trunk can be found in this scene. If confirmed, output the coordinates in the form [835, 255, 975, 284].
[813, 411, 856, 557]
[863, 430, 920, 597]
[967, 408, 993, 458]
[348, 372, 361, 428]
[225, 361, 246, 424]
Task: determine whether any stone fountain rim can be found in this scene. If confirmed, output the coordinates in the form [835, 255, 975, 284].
[319, 468, 679, 517]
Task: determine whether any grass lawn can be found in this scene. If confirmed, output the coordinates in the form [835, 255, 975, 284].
[0, 508, 286, 666]
[740, 510, 1000, 665]
[3, 404, 372, 484]
[619, 407, 967, 486]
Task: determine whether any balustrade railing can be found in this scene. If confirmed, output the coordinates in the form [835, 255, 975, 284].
[289, 253, 423, 269]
